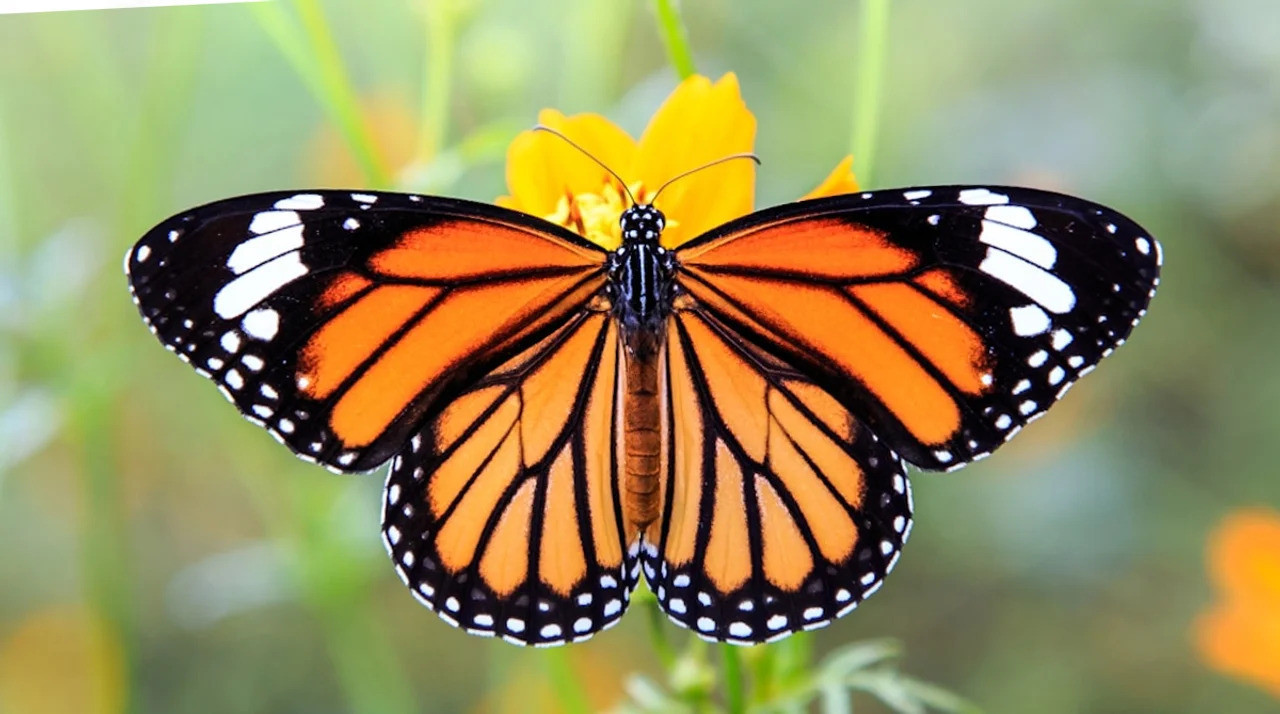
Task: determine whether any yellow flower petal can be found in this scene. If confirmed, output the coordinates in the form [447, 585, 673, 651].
[503, 109, 637, 217]
[633, 73, 757, 248]
[801, 155, 861, 200]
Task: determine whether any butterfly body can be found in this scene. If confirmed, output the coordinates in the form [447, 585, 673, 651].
[609, 205, 675, 529]
[127, 185, 1160, 647]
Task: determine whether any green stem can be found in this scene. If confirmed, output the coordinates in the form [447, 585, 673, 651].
[645, 589, 679, 669]
[293, 0, 389, 186]
[417, 0, 456, 164]
[720, 644, 747, 714]
[544, 648, 593, 714]
[651, 0, 697, 80]
[69, 385, 137, 714]
[851, 0, 890, 187]
[250, 1, 391, 187]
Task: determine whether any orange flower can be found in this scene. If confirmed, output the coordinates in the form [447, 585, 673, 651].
[498, 73, 858, 250]
[1194, 507, 1280, 698]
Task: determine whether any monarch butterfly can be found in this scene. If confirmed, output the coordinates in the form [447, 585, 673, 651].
[126, 136, 1160, 647]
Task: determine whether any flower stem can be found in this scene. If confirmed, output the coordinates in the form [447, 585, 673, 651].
[250, 1, 391, 187]
[544, 648, 593, 714]
[69, 386, 137, 714]
[651, 0, 697, 80]
[851, 0, 890, 187]
[720, 644, 747, 714]
[645, 589, 679, 669]
[417, 0, 456, 165]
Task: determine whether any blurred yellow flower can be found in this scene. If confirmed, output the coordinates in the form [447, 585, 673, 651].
[0, 607, 124, 714]
[1194, 507, 1280, 699]
[307, 92, 416, 186]
[498, 73, 858, 250]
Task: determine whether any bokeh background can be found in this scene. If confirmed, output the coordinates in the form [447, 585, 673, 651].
[2, 0, 1279, 712]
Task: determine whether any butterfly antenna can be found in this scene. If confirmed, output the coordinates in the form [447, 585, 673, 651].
[532, 124, 637, 206]
[649, 153, 761, 206]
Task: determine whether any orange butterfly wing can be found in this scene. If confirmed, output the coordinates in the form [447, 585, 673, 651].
[382, 310, 639, 645]
[675, 187, 1161, 470]
[127, 191, 607, 472]
[648, 186, 1160, 642]
[641, 301, 912, 642]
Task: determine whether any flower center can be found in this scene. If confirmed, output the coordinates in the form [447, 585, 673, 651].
[541, 180, 675, 250]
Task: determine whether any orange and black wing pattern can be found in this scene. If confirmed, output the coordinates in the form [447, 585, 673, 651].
[126, 191, 607, 473]
[675, 186, 1161, 472]
[381, 310, 640, 646]
[642, 301, 913, 643]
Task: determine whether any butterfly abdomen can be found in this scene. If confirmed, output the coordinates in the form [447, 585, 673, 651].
[623, 352, 662, 528]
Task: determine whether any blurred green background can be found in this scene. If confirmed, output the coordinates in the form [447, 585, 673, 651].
[1, 0, 1278, 712]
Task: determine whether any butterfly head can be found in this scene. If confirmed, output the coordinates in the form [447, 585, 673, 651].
[620, 204, 666, 245]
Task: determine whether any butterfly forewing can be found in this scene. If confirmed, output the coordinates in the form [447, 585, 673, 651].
[126, 191, 608, 472]
[675, 185, 1161, 471]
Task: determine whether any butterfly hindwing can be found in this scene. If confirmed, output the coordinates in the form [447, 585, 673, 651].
[675, 185, 1161, 471]
[126, 191, 607, 472]
[642, 304, 913, 644]
[381, 311, 640, 646]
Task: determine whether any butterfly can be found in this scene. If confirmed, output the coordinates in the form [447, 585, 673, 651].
[126, 165, 1160, 647]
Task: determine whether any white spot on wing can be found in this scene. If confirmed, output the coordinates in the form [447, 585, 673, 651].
[274, 193, 324, 210]
[980, 220, 1056, 268]
[242, 308, 281, 340]
[980, 250, 1076, 313]
[958, 188, 1009, 205]
[1009, 304, 1051, 336]
[249, 210, 300, 235]
[1135, 237, 1151, 255]
[985, 204, 1037, 229]
[214, 253, 307, 319]
[904, 189, 931, 200]
[1051, 328, 1074, 350]
[227, 224, 304, 275]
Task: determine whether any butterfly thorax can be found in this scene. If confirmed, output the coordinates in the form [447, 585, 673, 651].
[609, 205, 674, 358]
[609, 204, 673, 530]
